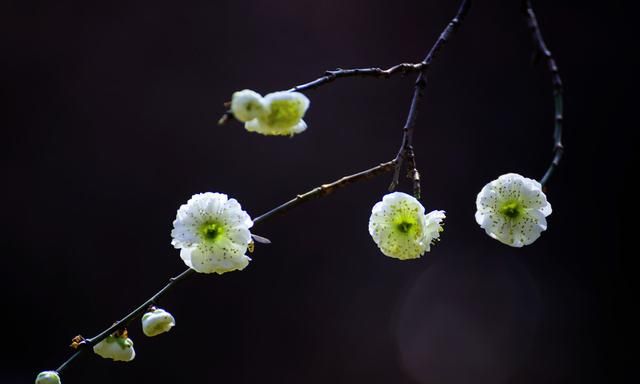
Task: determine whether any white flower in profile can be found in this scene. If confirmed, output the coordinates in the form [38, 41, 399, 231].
[93, 331, 135, 362]
[244, 91, 310, 136]
[142, 308, 176, 337]
[368, 192, 445, 260]
[231, 89, 267, 122]
[475, 173, 552, 247]
[35, 371, 61, 384]
[171, 192, 253, 274]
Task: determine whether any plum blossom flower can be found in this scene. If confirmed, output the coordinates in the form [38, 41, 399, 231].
[171, 193, 253, 274]
[93, 331, 135, 362]
[475, 173, 552, 247]
[244, 91, 310, 136]
[142, 308, 175, 337]
[369, 192, 445, 260]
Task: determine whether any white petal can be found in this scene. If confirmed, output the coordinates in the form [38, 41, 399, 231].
[189, 241, 250, 274]
[171, 222, 199, 248]
[93, 336, 135, 362]
[292, 120, 307, 134]
[231, 89, 267, 122]
[179, 247, 195, 268]
[226, 225, 252, 246]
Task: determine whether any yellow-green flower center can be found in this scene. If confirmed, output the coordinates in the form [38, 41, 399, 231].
[396, 221, 414, 233]
[393, 212, 420, 237]
[199, 222, 225, 243]
[499, 201, 522, 219]
[264, 99, 304, 128]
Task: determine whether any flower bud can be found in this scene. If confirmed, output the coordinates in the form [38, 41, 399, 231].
[231, 89, 267, 122]
[142, 308, 176, 337]
[35, 371, 61, 384]
[93, 332, 135, 362]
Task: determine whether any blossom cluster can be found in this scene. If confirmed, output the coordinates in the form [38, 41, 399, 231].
[35, 31, 562, 382]
[36, 174, 553, 383]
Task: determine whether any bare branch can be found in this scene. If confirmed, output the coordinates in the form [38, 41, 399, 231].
[253, 159, 397, 224]
[523, 0, 564, 187]
[389, 0, 471, 193]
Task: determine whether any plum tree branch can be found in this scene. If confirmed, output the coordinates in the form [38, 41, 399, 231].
[389, 0, 471, 195]
[50, 1, 567, 380]
[57, 2, 475, 366]
[523, 0, 564, 187]
[253, 159, 397, 223]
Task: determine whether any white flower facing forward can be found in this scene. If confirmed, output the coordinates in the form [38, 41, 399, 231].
[171, 192, 253, 274]
[245, 91, 310, 136]
[475, 173, 552, 247]
[231, 89, 267, 122]
[369, 192, 445, 260]
[142, 308, 176, 337]
[35, 371, 61, 384]
[93, 331, 135, 362]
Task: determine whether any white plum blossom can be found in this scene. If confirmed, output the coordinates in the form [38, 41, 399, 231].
[171, 192, 253, 274]
[369, 192, 445, 260]
[93, 332, 135, 362]
[475, 173, 552, 247]
[35, 371, 61, 384]
[244, 91, 310, 136]
[231, 89, 267, 122]
[142, 308, 176, 337]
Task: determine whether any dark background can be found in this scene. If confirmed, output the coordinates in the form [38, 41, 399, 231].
[1, 0, 631, 383]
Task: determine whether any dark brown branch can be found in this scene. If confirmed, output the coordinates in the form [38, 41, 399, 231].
[253, 159, 397, 224]
[389, 0, 471, 193]
[523, 0, 564, 187]
[288, 63, 422, 93]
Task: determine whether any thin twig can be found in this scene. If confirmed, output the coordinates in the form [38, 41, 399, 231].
[389, 0, 471, 193]
[523, 0, 564, 187]
[253, 159, 397, 224]
[288, 63, 423, 93]
[52, 159, 396, 376]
